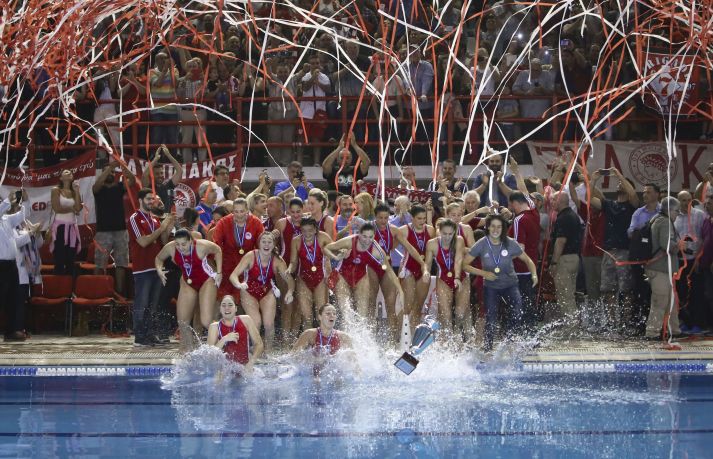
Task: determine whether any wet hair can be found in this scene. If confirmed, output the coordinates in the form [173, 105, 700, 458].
[374, 203, 391, 215]
[300, 217, 318, 230]
[359, 222, 376, 234]
[138, 188, 153, 200]
[182, 207, 200, 228]
[410, 204, 427, 218]
[438, 218, 458, 253]
[288, 197, 304, 209]
[318, 303, 336, 315]
[174, 228, 193, 241]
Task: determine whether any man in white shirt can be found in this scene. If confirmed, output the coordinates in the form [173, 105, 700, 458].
[298, 54, 331, 166]
[1, 192, 27, 341]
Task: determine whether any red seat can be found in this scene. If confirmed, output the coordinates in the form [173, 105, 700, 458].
[71, 275, 114, 335]
[30, 275, 74, 333]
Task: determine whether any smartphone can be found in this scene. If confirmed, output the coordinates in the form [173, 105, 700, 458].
[597, 168, 611, 176]
[560, 39, 572, 48]
[15, 190, 23, 203]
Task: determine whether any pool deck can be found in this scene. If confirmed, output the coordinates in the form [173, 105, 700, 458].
[1, 335, 713, 366]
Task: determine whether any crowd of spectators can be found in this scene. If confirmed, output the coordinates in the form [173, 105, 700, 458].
[2, 0, 710, 169]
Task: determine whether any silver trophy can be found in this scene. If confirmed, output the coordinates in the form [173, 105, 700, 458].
[394, 316, 441, 375]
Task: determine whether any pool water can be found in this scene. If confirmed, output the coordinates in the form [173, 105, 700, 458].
[0, 364, 712, 458]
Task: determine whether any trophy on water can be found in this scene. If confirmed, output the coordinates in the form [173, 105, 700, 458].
[394, 316, 440, 375]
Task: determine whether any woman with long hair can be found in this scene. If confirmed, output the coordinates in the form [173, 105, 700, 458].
[288, 217, 332, 333]
[155, 229, 223, 352]
[229, 231, 294, 352]
[422, 219, 469, 336]
[50, 170, 83, 275]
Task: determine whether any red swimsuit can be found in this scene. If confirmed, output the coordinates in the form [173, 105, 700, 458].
[174, 241, 214, 290]
[218, 317, 250, 365]
[244, 251, 276, 301]
[435, 242, 464, 289]
[281, 218, 301, 267]
[298, 236, 326, 290]
[403, 224, 427, 279]
[313, 328, 341, 376]
[338, 237, 385, 288]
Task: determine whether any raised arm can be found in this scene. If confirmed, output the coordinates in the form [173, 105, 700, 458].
[352, 141, 371, 174]
[322, 135, 345, 176]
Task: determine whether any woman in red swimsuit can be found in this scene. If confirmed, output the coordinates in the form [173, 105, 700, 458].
[399, 205, 435, 330]
[207, 295, 264, 372]
[422, 219, 469, 336]
[324, 223, 403, 319]
[229, 232, 294, 352]
[272, 197, 304, 337]
[155, 229, 223, 353]
[373, 203, 425, 342]
[288, 217, 333, 333]
[293, 304, 356, 377]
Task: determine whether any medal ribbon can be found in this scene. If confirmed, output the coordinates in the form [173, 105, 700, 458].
[366, 242, 386, 267]
[485, 237, 502, 271]
[303, 236, 317, 265]
[411, 224, 425, 252]
[257, 252, 272, 284]
[376, 225, 391, 251]
[438, 238, 452, 272]
[179, 242, 193, 279]
[318, 328, 334, 353]
[234, 221, 246, 250]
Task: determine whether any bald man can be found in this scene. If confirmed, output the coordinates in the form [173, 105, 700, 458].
[549, 192, 582, 326]
[674, 190, 708, 332]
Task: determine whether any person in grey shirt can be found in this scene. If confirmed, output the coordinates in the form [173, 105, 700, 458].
[645, 196, 681, 340]
[463, 214, 538, 351]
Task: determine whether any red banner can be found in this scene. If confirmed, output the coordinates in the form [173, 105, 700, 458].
[643, 52, 701, 115]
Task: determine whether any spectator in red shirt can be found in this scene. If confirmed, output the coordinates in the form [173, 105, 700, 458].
[128, 189, 175, 346]
[212, 197, 265, 300]
[508, 191, 541, 328]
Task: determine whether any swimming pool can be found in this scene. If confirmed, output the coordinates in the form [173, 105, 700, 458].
[1, 362, 712, 458]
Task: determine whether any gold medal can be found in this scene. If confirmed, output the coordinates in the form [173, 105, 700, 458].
[311, 266, 317, 272]
[187, 278, 193, 285]
[447, 272, 453, 278]
[239, 249, 245, 255]
[494, 267, 500, 274]
[381, 264, 388, 271]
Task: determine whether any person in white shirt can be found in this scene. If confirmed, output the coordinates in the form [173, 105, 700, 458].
[675, 190, 708, 332]
[1, 192, 28, 341]
[298, 54, 332, 166]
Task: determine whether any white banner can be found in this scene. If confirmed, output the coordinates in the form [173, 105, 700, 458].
[527, 141, 712, 192]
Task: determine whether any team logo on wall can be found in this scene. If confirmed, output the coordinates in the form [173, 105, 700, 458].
[643, 52, 699, 115]
[173, 183, 196, 218]
[628, 143, 678, 187]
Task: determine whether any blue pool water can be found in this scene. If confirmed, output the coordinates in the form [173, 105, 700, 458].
[0, 364, 712, 458]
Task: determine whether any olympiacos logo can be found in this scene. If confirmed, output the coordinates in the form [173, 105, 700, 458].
[628, 144, 678, 186]
[173, 183, 196, 218]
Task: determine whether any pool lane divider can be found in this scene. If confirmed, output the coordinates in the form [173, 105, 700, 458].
[0, 361, 712, 376]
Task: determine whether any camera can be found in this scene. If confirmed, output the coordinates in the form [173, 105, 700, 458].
[598, 168, 611, 176]
[295, 171, 305, 180]
[15, 190, 23, 204]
